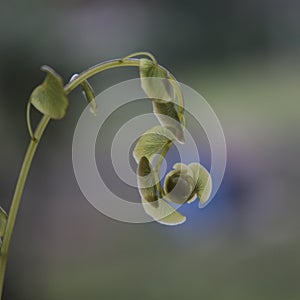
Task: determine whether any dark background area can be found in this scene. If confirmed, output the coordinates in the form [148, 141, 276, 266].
[1, 0, 300, 299]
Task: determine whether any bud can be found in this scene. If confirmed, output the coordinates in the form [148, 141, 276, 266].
[164, 169, 196, 204]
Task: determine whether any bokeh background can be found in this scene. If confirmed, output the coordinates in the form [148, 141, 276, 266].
[1, 0, 300, 299]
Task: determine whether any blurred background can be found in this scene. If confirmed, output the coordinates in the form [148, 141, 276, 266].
[1, 0, 300, 299]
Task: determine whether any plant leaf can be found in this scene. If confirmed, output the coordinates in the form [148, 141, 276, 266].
[188, 163, 212, 206]
[153, 100, 185, 143]
[137, 157, 158, 207]
[30, 65, 69, 119]
[139, 58, 172, 101]
[133, 126, 175, 163]
[0, 207, 8, 238]
[70, 74, 97, 115]
[141, 197, 186, 225]
[139, 59, 185, 143]
[81, 80, 98, 115]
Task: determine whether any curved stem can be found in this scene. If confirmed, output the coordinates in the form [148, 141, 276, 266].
[0, 116, 50, 299]
[64, 58, 184, 127]
[64, 58, 140, 94]
[121, 52, 157, 64]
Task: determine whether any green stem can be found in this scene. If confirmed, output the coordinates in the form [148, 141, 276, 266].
[64, 57, 184, 125]
[0, 115, 50, 299]
[121, 52, 157, 63]
[64, 57, 183, 107]
[64, 58, 140, 94]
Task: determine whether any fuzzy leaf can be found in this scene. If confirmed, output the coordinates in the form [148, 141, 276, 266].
[133, 126, 175, 163]
[30, 65, 69, 119]
[0, 207, 8, 238]
[153, 100, 185, 143]
[137, 157, 158, 207]
[188, 163, 212, 205]
[139, 58, 172, 101]
[141, 197, 186, 225]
